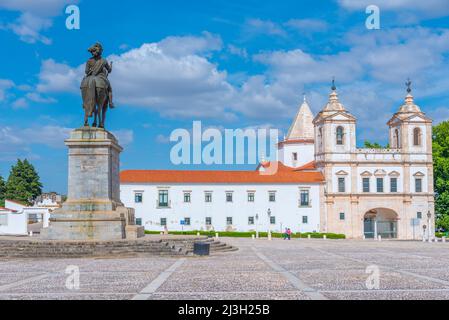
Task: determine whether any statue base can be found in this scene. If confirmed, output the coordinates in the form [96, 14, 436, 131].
[41, 127, 144, 241]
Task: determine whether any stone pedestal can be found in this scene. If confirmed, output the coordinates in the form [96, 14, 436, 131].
[41, 127, 144, 240]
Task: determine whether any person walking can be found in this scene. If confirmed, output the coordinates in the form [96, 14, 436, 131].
[287, 228, 292, 240]
[283, 228, 289, 240]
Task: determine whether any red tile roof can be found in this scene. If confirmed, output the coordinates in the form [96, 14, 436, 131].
[121, 162, 324, 184]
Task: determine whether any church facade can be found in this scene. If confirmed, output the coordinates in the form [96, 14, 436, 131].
[120, 84, 435, 240]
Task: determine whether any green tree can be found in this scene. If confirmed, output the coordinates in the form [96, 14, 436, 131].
[363, 140, 390, 149]
[0, 174, 5, 207]
[5, 159, 43, 205]
[433, 121, 449, 229]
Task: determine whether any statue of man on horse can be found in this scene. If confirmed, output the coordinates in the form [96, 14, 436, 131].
[80, 42, 115, 128]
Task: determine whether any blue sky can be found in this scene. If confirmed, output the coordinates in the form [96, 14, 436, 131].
[1, 0, 449, 194]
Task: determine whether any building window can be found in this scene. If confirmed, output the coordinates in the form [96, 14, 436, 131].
[340, 212, 345, 220]
[136, 218, 142, 226]
[338, 177, 346, 192]
[376, 178, 384, 193]
[336, 126, 344, 145]
[390, 178, 398, 193]
[292, 152, 298, 161]
[184, 217, 191, 226]
[362, 178, 370, 193]
[394, 128, 400, 148]
[270, 216, 276, 225]
[160, 218, 167, 226]
[183, 192, 191, 203]
[226, 217, 233, 225]
[300, 190, 310, 206]
[158, 190, 169, 207]
[205, 193, 212, 203]
[415, 178, 423, 193]
[413, 127, 421, 146]
[248, 216, 254, 225]
[302, 216, 308, 224]
[205, 217, 212, 226]
[269, 192, 276, 202]
[247, 192, 255, 202]
[134, 193, 143, 203]
[417, 212, 422, 219]
[226, 192, 233, 202]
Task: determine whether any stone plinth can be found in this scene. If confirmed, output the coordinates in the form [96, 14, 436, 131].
[41, 127, 144, 240]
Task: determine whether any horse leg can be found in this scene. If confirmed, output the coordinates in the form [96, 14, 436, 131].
[92, 107, 98, 127]
[84, 111, 89, 127]
[100, 102, 107, 129]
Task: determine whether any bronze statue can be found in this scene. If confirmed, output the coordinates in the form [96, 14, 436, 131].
[80, 42, 115, 128]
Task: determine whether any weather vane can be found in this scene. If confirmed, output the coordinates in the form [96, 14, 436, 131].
[331, 77, 336, 91]
[406, 78, 412, 93]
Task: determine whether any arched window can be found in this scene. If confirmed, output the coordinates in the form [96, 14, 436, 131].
[318, 127, 323, 148]
[394, 129, 400, 148]
[413, 127, 421, 146]
[336, 126, 344, 145]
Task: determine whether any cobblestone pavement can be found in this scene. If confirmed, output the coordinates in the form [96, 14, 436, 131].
[1, 238, 449, 300]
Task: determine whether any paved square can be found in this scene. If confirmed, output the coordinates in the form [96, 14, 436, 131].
[1, 238, 449, 300]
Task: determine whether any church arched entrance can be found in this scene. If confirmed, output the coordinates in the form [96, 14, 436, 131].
[363, 208, 398, 239]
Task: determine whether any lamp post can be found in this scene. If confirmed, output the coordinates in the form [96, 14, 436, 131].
[255, 214, 259, 239]
[423, 225, 427, 242]
[267, 209, 272, 240]
[427, 211, 432, 242]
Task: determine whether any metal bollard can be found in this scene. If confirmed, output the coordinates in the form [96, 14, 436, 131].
[197, 232, 200, 237]
[308, 234, 311, 240]
[215, 232, 219, 240]
[252, 234, 255, 240]
[378, 235, 382, 241]
[363, 235, 366, 240]
[323, 235, 327, 240]
[268, 232, 272, 241]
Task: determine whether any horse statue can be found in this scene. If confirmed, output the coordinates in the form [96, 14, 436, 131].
[80, 42, 115, 128]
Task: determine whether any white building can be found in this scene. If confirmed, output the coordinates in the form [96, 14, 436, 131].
[120, 83, 435, 239]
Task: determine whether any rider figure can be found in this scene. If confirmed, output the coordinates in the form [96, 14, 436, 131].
[85, 42, 115, 108]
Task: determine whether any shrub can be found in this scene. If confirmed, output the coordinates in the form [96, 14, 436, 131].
[144, 230, 346, 239]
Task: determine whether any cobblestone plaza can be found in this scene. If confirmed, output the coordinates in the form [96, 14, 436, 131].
[1, 238, 449, 300]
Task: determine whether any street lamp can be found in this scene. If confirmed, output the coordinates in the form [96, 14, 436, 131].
[255, 214, 259, 239]
[427, 211, 432, 242]
[267, 209, 272, 240]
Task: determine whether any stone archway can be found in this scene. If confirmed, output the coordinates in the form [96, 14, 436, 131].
[363, 208, 398, 239]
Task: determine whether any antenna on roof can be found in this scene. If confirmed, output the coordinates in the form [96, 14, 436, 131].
[406, 78, 412, 94]
[331, 77, 336, 91]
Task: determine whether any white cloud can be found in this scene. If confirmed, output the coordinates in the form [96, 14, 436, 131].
[285, 19, 328, 33]
[37, 59, 83, 93]
[228, 44, 248, 59]
[36, 34, 238, 120]
[244, 19, 287, 38]
[0, 0, 78, 44]
[0, 79, 14, 101]
[0, 125, 133, 161]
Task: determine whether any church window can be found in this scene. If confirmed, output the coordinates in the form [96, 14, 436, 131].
[415, 178, 422, 193]
[226, 217, 233, 225]
[205, 192, 212, 203]
[338, 177, 346, 192]
[270, 216, 276, 224]
[376, 178, 384, 193]
[339, 212, 345, 220]
[269, 192, 276, 202]
[248, 216, 254, 225]
[226, 192, 233, 202]
[413, 128, 421, 146]
[248, 192, 255, 202]
[205, 217, 212, 225]
[362, 178, 370, 192]
[302, 216, 308, 224]
[336, 126, 344, 145]
[390, 178, 398, 192]
[300, 190, 310, 206]
[160, 218, 167, 226]
[183, 192, 191, 203]
[292, 152, 298, 161]
[394, 129, 400, 148]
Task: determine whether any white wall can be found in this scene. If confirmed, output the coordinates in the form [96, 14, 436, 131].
[0, 209, 27, 235]
[121, 183, 321, 234]
[278, 144, 314, 168]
